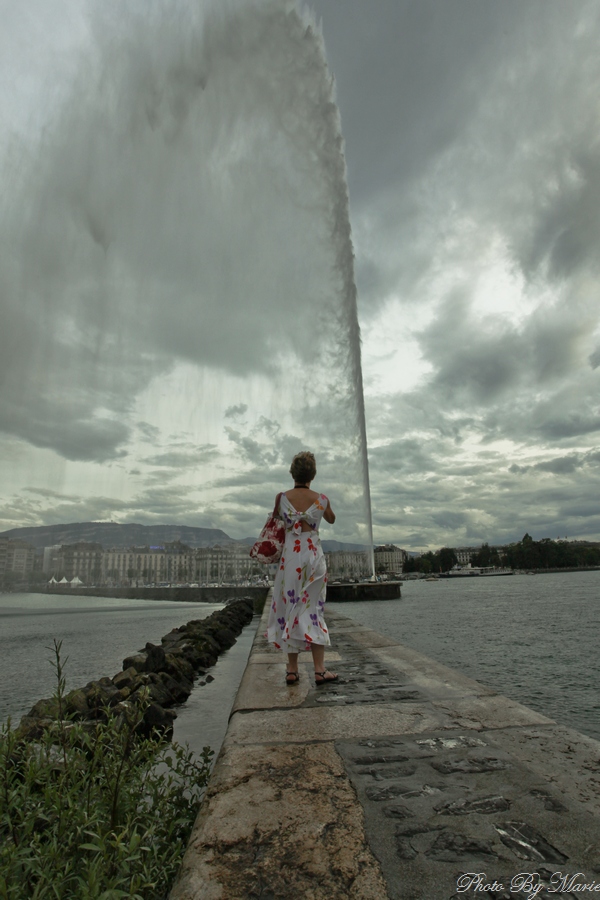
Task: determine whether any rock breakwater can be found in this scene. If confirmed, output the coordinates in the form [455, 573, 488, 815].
[16, 598, 255, 740]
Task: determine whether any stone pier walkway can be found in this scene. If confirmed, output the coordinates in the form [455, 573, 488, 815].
[170, 603, 600, 900]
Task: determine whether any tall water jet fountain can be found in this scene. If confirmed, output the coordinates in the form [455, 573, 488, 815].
[1, 0, 375, 572]
[288, 2, 376, 575]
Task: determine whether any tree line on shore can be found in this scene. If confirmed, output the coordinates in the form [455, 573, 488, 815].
[402, 534, 600, 574]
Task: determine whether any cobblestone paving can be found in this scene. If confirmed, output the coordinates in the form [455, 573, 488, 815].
[318, 616, 600, 900]
[171, 604, 600, 900]
[301, 631, 423, 708]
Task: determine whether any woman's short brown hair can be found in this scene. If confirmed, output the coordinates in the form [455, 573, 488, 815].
[290, 451, 317, 484]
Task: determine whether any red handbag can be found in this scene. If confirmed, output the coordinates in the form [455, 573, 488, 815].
[249, 492, 285, 564]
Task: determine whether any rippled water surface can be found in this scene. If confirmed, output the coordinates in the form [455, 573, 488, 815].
[0, 593, 223, 725]
[335, 570, 600, 741]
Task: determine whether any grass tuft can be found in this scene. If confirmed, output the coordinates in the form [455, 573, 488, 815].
[0, 641, 213, 899]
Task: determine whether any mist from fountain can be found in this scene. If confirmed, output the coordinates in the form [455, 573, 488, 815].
[1, 0, 375, 571]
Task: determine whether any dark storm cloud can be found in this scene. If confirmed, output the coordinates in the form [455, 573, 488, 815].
[590, 348, 600, 370]
[143, 444, 219, 469]
[0, 488, 131, 530]
[368, 390, 475, 447]
[417, 295, 522, 404]
[481, 394, 600, 449]
[369, 439, 437, 477]
[0, 397, 122, 462]
[307, 0, 600, 385]
[536, 457, 581, 475]
[368, 464, 600, 549]
[225, 428, 279, 468]
[519, 148, 600, 281]
[211, 469, 289, 491]
[415, 289, 595, 407]
[129, 485, 200, 520]
[4, 0, 600, 549]
[137, 422, 161, 443]
[308, 0, 531, 207]
[510, 449, 600, 476]
[430, 509, 471, 531]
[365, 365, 600, 547]
[535, 414, 600, 442]
[221, 415, 314, 474]
[0, 296, 165, 461]
[224, 404, 248, 419]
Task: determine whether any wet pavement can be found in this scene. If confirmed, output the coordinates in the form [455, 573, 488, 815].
[170, 604, 600, 900]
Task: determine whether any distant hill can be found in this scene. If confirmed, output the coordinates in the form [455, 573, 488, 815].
[0, 522, 232, 550]
[239, 536, 368, 552]
[321, 540, 369, 552]
[2, 521, 372, 553]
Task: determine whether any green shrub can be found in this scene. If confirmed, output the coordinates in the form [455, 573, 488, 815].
[0, 642, 213, 899]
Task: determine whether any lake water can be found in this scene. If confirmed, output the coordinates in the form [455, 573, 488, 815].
[336, 569, 600, 742]
[0, 593, 227, 723]
[3, 573, 599, 756]
[0, 592, 259, 757]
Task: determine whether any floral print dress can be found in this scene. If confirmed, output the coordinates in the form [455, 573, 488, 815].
[266, 493, 330, 653]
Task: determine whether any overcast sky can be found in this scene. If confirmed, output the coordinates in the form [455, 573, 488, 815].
[2, 0, 600, 551]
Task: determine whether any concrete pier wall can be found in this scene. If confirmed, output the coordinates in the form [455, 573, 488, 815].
[39, 581, 399, 605]
[41, 585, 270, 605]
[326, 580, 401, 601]
[170, 603, 600, 899]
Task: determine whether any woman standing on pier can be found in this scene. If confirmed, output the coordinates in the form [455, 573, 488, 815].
[266, 451, 338, 686]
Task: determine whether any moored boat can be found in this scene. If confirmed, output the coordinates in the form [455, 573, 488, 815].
[439, 564, 514, 578]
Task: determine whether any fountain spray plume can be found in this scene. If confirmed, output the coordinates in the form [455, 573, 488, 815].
[292, 2, 376, 576]
[0, 0, 375, 558]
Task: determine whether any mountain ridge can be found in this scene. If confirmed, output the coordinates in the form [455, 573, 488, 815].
[0, 522, 231, 550]
[0, 522, 370, 553]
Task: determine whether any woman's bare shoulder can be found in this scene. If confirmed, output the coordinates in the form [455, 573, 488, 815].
[285, 488, 320, 508]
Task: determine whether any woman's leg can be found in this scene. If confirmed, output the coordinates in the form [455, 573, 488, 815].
[311, 644, 337, 681]
[287, 652, 299, 674]
[311, 644, 324, 672]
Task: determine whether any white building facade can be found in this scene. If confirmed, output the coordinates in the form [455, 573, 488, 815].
[374, 544, 406, 575]
[325, 550, 370, 579]
[5, 540, 36, 577]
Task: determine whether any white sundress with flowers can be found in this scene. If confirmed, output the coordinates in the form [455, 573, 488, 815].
[266, 493, 330, 653]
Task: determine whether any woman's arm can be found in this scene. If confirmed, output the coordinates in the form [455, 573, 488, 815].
[324, 497, 335, 524]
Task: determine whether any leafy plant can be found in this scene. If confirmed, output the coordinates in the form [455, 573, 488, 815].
[0, 641, 213, 899]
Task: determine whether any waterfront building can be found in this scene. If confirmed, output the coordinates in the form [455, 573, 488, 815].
[5, 539, 36, 577]
[195, 543, 260, 583]
[0, 538, 7, 582]
[455, 547, 479, 565]
[56, 542, 103, 582]
[99, 542, 258, 585]
[455, 545, 507, 565]
[325, 550, 370, 579]
[164, 542, 198, 583]
[374, 544, 406, 576]
[103, 546, 172, 584]
[100, 541, 241, 585]
[36, 536, 416, 587]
